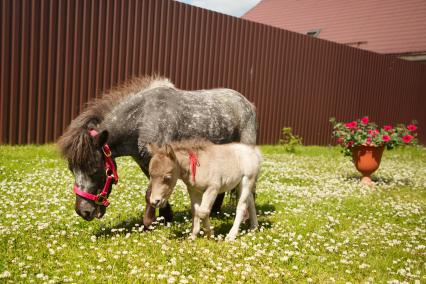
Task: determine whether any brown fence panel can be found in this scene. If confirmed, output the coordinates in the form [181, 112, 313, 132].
[1, 0, 425, 145]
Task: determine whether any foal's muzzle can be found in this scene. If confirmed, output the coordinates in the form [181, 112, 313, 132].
[150, 198, 166, 208]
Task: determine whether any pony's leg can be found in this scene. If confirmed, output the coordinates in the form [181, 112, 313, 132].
[226, 176, 252, 241]
[143, 184, 156, 229]
[159, 203, 173, 223]
[189, 190, 202, 240]
[247, 193, 258, 230]
[132, 157, 157, 228]
[211, 193, 225, 215]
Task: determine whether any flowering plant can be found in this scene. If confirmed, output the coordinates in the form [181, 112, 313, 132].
[330, 116, 418, 156]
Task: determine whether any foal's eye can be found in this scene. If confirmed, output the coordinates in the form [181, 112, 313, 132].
[163, 175, 172, 183]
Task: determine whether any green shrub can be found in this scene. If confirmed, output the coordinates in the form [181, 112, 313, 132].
[279, 127, 303, 153]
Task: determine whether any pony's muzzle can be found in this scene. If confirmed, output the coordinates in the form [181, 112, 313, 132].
[75, 199, 98, 221]
[75, 206, 96, 221]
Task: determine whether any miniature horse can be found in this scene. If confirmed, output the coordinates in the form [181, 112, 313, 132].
[147, 140, 261, 241]
[58, 76, 257, 227]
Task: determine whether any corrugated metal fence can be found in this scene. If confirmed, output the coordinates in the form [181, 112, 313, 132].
[1, 0, 425, 145]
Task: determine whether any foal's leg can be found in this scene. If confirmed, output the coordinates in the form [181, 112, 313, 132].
[188, 190, 203, 240]
[197, 187, 219, 238]
[247, 193, 258, 230]
[226, 176, 252, 241]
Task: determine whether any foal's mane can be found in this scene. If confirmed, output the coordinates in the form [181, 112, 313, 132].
[57, 75, 174, 169]
[170, 139, 213, 153]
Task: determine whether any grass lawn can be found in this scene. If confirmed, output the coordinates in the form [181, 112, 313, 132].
[0, 144, 425, 283]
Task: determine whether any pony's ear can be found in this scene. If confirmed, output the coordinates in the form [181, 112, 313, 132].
[164, 144, 176, 160]
[94, 130, 109, 147]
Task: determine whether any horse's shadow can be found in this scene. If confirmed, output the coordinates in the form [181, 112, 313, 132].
[95, 203, 276, 239]
[344, 173, 411, 185]
[169, 203, 276, 239]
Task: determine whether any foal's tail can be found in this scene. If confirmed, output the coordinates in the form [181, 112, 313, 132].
[252, 146, 263, 196]
[254, 146, 263, 168]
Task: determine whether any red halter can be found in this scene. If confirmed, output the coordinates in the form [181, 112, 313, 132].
[73, 129, 119, 207]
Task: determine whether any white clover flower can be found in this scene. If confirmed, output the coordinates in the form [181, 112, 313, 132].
[0, 271, 11, 278]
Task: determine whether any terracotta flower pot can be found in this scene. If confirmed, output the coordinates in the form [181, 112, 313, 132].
[351, 145, 384, 185]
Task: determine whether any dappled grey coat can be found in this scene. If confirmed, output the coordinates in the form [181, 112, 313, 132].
[58, 76, 257, 225]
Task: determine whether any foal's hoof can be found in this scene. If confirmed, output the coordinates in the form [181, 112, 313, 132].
[225, 234, 237, 242]
[143, 225, 154, 231]
[249, 225, 258, 231]
[205, 230, 214, 239]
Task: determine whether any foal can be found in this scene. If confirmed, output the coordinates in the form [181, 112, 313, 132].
[147, 140, 262, 241]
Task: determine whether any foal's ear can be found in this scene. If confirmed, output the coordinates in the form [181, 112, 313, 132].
[164, 144, 176, 160]
[94, 130, 109, 147]
[146, 143, 159, 154]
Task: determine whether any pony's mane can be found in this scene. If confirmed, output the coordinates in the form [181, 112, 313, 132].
[57, 75, 175, 168]
[170, 139, 214, 153]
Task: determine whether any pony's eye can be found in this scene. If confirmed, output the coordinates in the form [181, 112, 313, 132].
[163, 175, 172, 183]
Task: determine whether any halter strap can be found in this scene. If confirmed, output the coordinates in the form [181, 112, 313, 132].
[73, 129, 119, 207]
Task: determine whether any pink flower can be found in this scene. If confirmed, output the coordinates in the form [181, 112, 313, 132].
[402, 135, 414, 143]
[347, 141, 354, 147]
[366, 137, 372, 145]
[382, 135, 390, 142]
[361, 117, 369, 125]
[407, 124, 417, 132]
[345, 121, 358, 129]
[383, 125, 393, 131]
[337, 137, 343, 143]
[368, 129, 379, 136]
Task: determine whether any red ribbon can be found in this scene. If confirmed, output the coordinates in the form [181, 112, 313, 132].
[188, 151, 198, 182]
